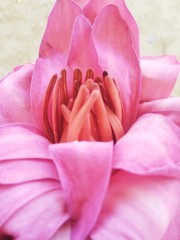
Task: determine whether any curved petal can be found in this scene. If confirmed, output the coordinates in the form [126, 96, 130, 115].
[91, 171, 180, 240]
[92, 5, 141, 131]
[31, 50, 72, 129]
[84, 0, 140, 57]
[67, 15, 102, 75]
[51, 221, 71, 240]
[140, 55, 180, 102]
[0, 123, 50, 160]
[0, 64, 34, 125]
[2, 189, 68, 240]
[0, 180, 60, 225]
[0, 159, 58, 184]
[114, 114, 180, 177]
[138, 97, 180, 127]
[49, 141, 113, 240]
[40, 0, 81, 58]
[0, 123, 68, 239]
[163, 203, 180, 239]
[0, 123, 59, 183]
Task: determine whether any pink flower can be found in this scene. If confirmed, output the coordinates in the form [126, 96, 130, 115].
[0, 0, 180, 239]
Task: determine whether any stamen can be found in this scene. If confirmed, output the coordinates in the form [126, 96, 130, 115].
[79, 116, 93, 141]
[60, 105, 71, 123]
[70, 85, 89, 123]
[85, 68, 94, 81]
[104, 76, 123, 123]
[105, 105, 124, 141]
[93, 90, 113, 141]
[43, 68, 124, 143]
[85, 78, 94, 91]
[52, 76, 61, 143]
[42, 74, 57, 142]
[67, 90, 100, 142]
[60, 70, 68, 105]
[89, 112, 100, 141]
[73, 68, 82, 99]
[103, 71, 108, 78]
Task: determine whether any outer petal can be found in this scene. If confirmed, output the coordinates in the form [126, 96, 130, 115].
[67, 15, 102, 75]
[40, 0, 81, 58]
[83, 0, 140, 57]
[0, 123, 68, 239]
[2, 190, 68, 240]
[0, 180, 60, 225]
[31, 50, 72, 129]
[91, 171, 180, 240]
[113, 114, 180, 178]
[0, 123, 58, 183]
[50, 141, 113, 240]
[140, 56, 180, 102]
[0, 123, 50, 160]
[138, 97, 180, 127]
[92, 5, 141, 131]
[0, 64, 34, 125]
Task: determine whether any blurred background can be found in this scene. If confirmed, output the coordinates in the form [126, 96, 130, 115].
[0, 0, 180, 93]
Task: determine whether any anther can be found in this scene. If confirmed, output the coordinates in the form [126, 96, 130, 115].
[85, 68, 94, 81]
[42, 74, 57, 142]
[60, 69, 68, 105]
[73, 69, 82, 98]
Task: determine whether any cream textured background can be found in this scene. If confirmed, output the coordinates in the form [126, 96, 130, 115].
[0, 0, 180, 93]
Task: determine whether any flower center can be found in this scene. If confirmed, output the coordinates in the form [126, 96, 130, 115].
[42, 69, 124, 143]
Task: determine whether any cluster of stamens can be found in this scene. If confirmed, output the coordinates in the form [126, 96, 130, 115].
[42, 69, 124, 143]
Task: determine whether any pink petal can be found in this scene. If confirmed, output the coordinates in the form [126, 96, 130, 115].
[138, 97, 180, 127]
[163, 204, 180, 240]
[141, 55, 180, 102]
[113, 114, 180, 177]
[0, 159, 58, 184]
[0, 124, 68, 239]
[49, 141, 113, 240]
[3, 189, 68, 240]
[51, 221, 71, 240]
[84, 0, 140, 56]
[40, 0, 81, 58]
[0, 123, 50, 160]
[92, 5, 141, 131]
[0, 64, 34, 125]
[91, 171, 180, 240]
[31, 51, 72, 128]
[67, 15, 102, 75]
[73, 0, 89, 8]
[0, 180, 60, 225]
